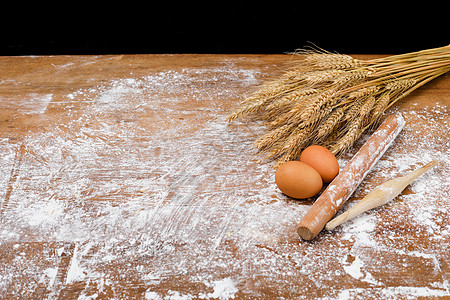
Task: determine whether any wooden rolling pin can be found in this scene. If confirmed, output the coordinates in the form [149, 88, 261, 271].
[296, 113, 405, 240]
[325, 159, 438, 230]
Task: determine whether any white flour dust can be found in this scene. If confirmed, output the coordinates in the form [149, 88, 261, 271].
[0, 58, 449, 299]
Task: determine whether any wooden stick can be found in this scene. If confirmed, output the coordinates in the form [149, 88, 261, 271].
[325, 160, 438, 231]
[296, 113, 405, 240]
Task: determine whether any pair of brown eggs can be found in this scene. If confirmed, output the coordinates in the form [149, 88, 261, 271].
[275, 145, 339, 199]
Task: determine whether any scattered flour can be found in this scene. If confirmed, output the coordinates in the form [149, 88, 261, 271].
[65, 244, 86, 285]
[343, 256, 364, 280]
[42, 267, 58, 288]
[0, 57, 449, 299]
[22, 93, 53, 114]
[205, 278, 239, 300]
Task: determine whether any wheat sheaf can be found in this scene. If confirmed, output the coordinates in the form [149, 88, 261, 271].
[227, 45, 450, 168]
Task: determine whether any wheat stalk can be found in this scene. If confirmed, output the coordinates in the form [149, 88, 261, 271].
[227, 45, 450, 167]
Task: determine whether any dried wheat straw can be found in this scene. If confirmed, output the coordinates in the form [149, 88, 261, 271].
[315, 105, 346, 140]
[228, 45, 450, 167]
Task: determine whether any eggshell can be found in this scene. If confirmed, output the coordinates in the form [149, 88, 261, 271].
[300, 145, 339, 183]
[275, 161, 323, 199]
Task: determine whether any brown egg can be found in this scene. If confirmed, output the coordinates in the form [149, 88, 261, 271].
[300, 145, 339, 183]
[275, 161, 323, 199]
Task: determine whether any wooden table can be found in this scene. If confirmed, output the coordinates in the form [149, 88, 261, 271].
[0, 54, 449, 299]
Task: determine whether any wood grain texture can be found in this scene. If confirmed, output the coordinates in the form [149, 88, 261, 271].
[0, 54, 449, 299]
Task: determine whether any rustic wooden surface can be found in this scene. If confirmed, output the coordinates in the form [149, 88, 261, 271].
[0, 54, 449, 299]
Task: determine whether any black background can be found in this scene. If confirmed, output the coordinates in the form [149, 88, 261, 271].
[1, 2, 447, 56]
